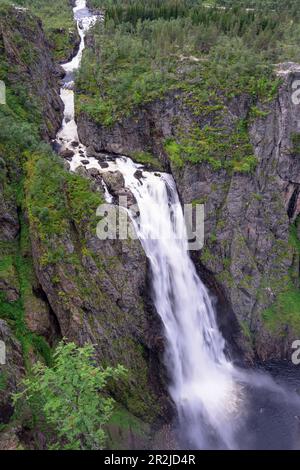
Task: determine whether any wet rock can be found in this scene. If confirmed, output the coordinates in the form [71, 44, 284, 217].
[63, 161, 71, 171]
[60, 148, 75, 159]
[102, 171, 125, 194]
[118, 188, 137, 208]
[87, 168, 100, 178]
[75, 165, 88, 177]
[134, 170, 144, 181]
[86, 145, 100, 158]
[80, 159, 90, 165]
[51, 140, 62, 153]
[95, 153, 110, 161]
[71, 141, 79, 147]
[86, 145, 108, 161]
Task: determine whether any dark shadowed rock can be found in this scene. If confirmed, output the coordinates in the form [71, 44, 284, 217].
[60, 148, 75, 159]
[134, 170, 145, 181]
[0, 321, 25, 425]
[87, 167, 100, 178]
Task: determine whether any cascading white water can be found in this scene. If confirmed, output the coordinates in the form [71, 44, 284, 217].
[113, 158, 239, 449]
[56, 0, 100, 167]
[55, 0, 300, 451]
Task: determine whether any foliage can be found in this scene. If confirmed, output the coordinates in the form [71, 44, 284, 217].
[76, 0, 294, 139]
[165, 119, 257, 173]
[0, 211, 53, 366]
[2, 0, 76, 61]
[25, 151, 104, 262]
[131, 151, 164, 169]
[262, 284, 300, 335]
[13, 342, 127, 450]
[262, 221, 300, 334]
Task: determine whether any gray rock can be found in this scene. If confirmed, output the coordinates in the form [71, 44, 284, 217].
[0, 321, 25, 424]
[60, 148, 75, 159]
[102, 170, 125, 194]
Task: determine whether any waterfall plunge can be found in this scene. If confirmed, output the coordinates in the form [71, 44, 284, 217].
[113, 158, 239, 449]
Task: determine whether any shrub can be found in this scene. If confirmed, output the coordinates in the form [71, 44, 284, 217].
[13, 342, 127, 450]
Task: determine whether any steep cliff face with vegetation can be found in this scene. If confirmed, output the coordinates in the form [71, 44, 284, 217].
[0, 5, 65, 430]
[76, 0, 300, 361]
[1, 0, 300, 451]
[2, 0, 80, 62]
[0, 2, 168, 450]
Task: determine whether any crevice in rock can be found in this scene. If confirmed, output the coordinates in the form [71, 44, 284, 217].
[287, 184, 300, 220]
[32, 285, 62, 345]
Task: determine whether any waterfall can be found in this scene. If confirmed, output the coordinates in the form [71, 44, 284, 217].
[112, 158, 239, 449]
[55, 0, 300, 451]
[56, 0, 100, 166]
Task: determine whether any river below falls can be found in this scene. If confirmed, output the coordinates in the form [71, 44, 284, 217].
[242, 362, 300, 450]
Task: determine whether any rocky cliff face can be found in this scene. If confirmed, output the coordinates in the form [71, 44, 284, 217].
[0, 6, 64, 140]
[0, 6, 169, 436]
[0, 7, 65, 432]
[26, 161, 169, 421]
[77, 64, 300, 362]
[0, 320, 24, 425]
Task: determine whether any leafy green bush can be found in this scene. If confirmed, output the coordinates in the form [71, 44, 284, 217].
[13, 342, 127, 450]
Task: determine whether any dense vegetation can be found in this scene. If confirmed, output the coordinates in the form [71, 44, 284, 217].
[90, 0, 300, 23]
[0, 32, 51, 364]
[78, 0, 299, 125]
[14, 342, 126, 450]
[76, 0, 300, 172]
[1, 0, 77, 61]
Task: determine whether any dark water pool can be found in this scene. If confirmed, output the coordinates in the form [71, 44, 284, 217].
[237, 361, 300, 450]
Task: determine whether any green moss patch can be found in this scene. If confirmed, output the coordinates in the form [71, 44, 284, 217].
[165, 119, 257, 173]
